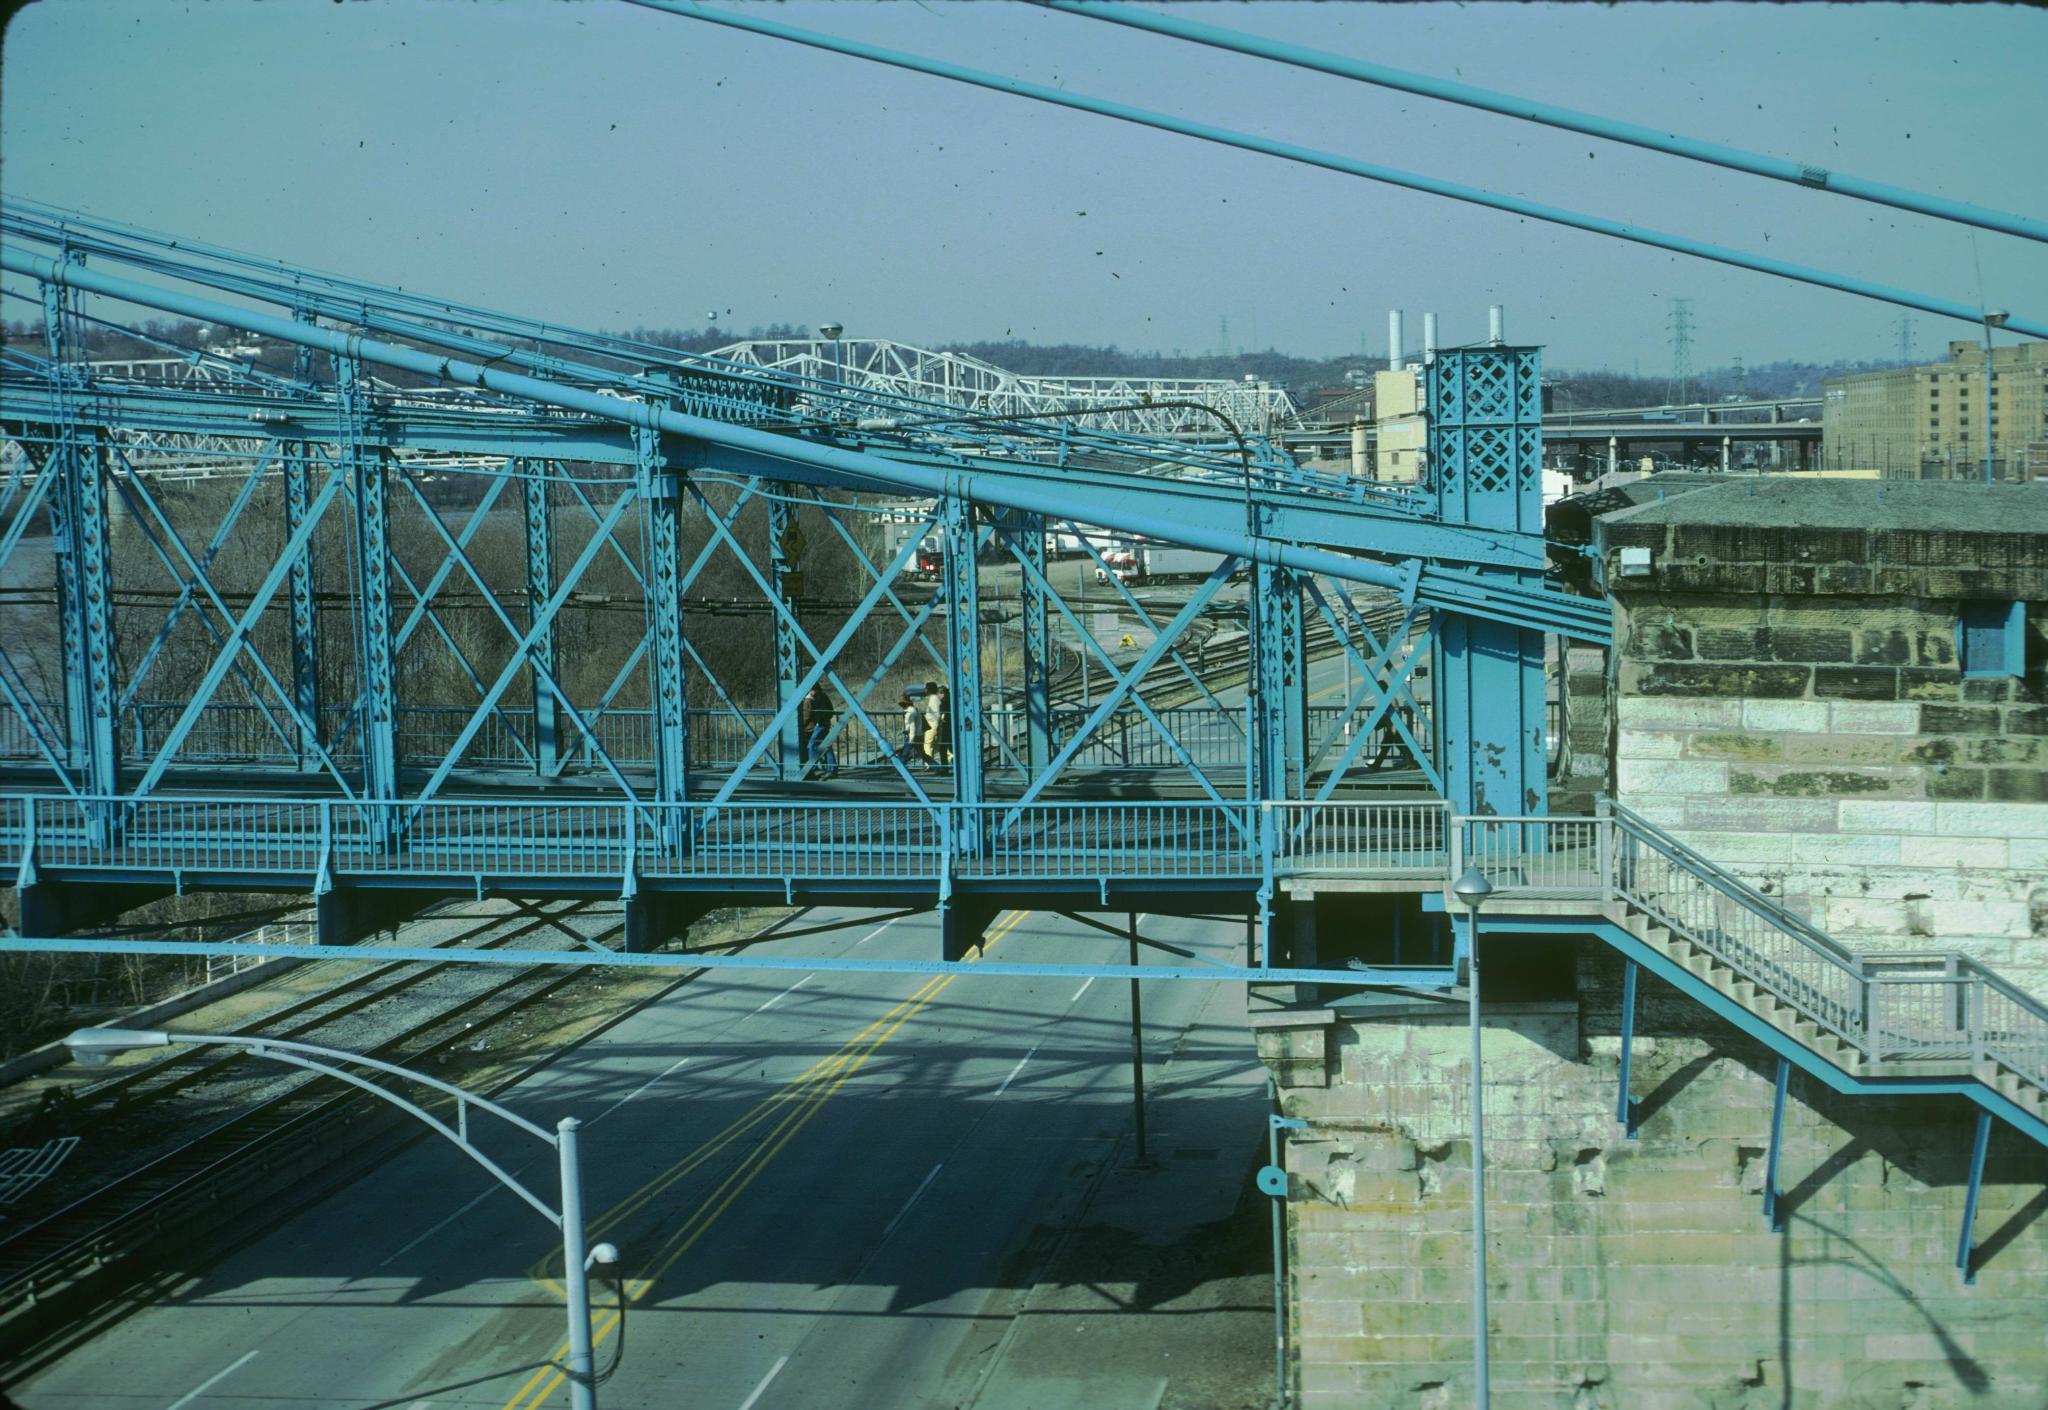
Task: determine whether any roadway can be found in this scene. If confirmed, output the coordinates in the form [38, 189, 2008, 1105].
[10, 905, 1269, 1409]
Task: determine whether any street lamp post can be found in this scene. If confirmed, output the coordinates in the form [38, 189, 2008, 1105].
[1452, 866, 1495, 1410]
[65, 1027, 619, 1409]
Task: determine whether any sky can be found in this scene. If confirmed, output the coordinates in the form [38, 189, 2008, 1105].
[2, 0, 2044, 372]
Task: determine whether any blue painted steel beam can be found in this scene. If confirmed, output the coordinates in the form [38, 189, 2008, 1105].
[1764, 1057, 1791, 1232]
[632, 1, 2048, 339]
[0, 248, 1614, 642]
[338, 353, 400, 829]
[0, 932, 1451, 989]
[1049, 1, 2048, 245]
[1429, 347, 1550, 818]
[767, 490, 803, 781]
[1617, 958, 1641, 1138]
[942, 494, 986, 836]
[523, 462, 561, 778]
[640, 431, 690, 822]
[1013, 514, 1053, 775]
[284, 443, 323, 772]
[1958, 1110, 1992, 1284]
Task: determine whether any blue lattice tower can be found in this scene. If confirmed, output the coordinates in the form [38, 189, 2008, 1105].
[283, 439, 323, 772]
[1252, 560, 1307, 802]
[338, 352, 400, 845]
[638, 427, 691, 845]
[1427, 346, 1548, 819]
[941, 493, 985, 841]
[767, 490, 803, 780]
[1000, 510, 1054, 777]
[521, 459, 560, 778]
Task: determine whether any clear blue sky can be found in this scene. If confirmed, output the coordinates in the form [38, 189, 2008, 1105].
[4, 0, 2043, 372]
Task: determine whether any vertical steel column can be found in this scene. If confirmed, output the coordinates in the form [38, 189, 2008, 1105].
[69, 431, 120, 807]
[522, 462, 560, 778]
[1957, 1111, 1994, 1283]
[1128, 911, 1149, 1167]
[339, 353, 399, 829]
[766, 491, 803, 779]
[639, 428, 690, 839]
[1616, 960, 1641, 1138]
[1763, 1057, 1791, 1232]
[941, 493, 985, 844]
[1252, 561, 1305, 800]
[283, 441, 322, 771]
[1428, 346, 1548, 817]
[1014, 513, 1053, 778]
[40, 277, 92, 776]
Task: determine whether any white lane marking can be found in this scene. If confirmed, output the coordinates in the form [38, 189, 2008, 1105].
[592, 1054, 693, 1124]
[1069, 977, 1094, 1004]
[165, 1350, 259, 1410]
[735, 1354, 790, 1410]
[877, 1162, 945, 1247]
[750, 973, 813, 1017]
[851, 917, 901, 948]
[378, 1183, 504, 1267]
[993, 1043, 1041, 1098]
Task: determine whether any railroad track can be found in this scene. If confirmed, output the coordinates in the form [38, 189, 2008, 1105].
[0, 902, 642, 1364]
[64, 900, 591, 1121]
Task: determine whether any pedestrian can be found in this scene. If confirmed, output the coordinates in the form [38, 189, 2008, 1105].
[796, 685, 815, 769]
[899, 691, 924, 768]
[922, 681, 945, 767]
[804, 684, 839, 779]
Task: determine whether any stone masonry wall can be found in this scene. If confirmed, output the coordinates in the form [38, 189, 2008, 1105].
[1611, 589, 2048, 992]
[1257, 973, 2048, 1409]
[1594, 492, 2048, 993]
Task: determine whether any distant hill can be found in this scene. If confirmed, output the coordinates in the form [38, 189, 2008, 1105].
[2, 318, 1912, 412]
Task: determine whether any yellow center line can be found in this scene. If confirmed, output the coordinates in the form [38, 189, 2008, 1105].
[499, 911, 1028, 1410]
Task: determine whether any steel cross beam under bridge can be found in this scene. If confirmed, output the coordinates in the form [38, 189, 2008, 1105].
[2, 207, 1588, 957]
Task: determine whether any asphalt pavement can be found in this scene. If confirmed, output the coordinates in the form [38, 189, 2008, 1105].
[11, 904, 1269, 1410]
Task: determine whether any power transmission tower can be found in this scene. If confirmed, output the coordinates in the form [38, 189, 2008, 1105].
[1895, 314, 1917, 366]
[1218, 315, 1232, 359]
[1731, 353, 1746, 400]
[1666, 298, 1695, 406]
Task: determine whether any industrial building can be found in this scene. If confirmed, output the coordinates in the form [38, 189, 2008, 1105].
[1822, 338, 2048, 481]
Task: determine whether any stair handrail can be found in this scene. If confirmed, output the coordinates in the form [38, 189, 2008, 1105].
[1603, 798, 1863, 972]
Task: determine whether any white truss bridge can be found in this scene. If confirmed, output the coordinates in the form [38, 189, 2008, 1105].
[708, 337, 1296, 437]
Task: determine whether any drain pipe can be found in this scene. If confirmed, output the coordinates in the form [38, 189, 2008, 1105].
[1261, 1078, 1309, 1406]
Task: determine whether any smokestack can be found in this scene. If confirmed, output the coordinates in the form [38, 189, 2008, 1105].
[1422, 312, 1439, 360]
[1387, 310, 1404, 372]
[1488, 304, 1504, 344]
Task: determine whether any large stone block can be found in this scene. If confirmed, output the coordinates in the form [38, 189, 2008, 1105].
[1837, 799, 1939, 835]
[1827, 701, 1921, 735]
[1741, 699, 1831, 734]
[1616, 759, 1728, 795]
[1933, 801, 2048, 839]
[1616, 696, 1743, 732]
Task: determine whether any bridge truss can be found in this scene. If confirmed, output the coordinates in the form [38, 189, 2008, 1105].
[0, 199, 1595, 954]
[709, 336, 1297, 437]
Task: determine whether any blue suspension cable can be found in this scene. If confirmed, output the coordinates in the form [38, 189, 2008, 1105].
[627, 1, 2045, 339]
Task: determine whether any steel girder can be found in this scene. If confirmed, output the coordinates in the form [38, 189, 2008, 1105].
[767, 489, 804, 780]
[1428, 347, 1550, 817]
[339, 353, 400, 826]
[284, 441, 323, 771]
[522, 461, 561, 778]
[0, 247, 1611, 643]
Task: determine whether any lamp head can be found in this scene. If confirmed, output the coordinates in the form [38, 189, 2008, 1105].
[1985, 310, 2009, 329]
[586, 1242, 621, 1273]
[818, 322, 843, 341]
[1451, 866, 1494, 912]
[65, 1027, 172, 1067]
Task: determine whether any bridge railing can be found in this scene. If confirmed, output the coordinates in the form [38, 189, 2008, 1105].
[1263, 799, 1450, 875]
[1, 701, 1399, 777]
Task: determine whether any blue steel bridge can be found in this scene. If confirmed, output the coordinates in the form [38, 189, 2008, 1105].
[1, 199, 2043, 1214]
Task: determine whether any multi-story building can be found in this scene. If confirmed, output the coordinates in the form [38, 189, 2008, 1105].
[1822, 338, 2048, 480]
